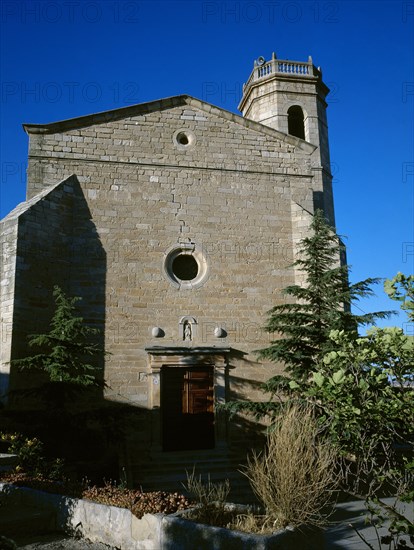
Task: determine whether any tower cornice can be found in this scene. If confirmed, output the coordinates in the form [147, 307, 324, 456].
[238, 54, 329, 113]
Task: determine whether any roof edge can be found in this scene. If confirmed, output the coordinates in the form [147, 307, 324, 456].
[22, 94, 316, 154]
[1, 174, 78, 223]
[23, 95, 190, 135]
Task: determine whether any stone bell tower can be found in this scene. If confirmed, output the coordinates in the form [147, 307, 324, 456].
[238, 52, 335, 224]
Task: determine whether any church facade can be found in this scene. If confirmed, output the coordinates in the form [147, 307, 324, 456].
[0, 53, 335, 492]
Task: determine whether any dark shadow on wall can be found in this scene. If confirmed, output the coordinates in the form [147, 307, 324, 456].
[313, 190, 325, 213]
[313, 188, 336, 228]
[7, 175, 106, 399]
[227, 372, 268, 399]
[0, 398, 153, 485]
[1, 175, 119, 481]
[0, 176, 160, 485]
[0, 374, 10, 407]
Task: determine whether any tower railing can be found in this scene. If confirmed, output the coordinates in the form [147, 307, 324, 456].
[243, 56, 321, 92]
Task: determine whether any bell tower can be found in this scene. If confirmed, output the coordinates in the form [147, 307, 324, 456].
[238, 52, 335, 224]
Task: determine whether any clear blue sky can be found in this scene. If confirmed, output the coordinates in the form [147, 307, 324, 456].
[1, 0, 413, 330]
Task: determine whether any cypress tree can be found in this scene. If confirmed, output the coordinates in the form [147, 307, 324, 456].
[12, 286, 104, 408]
[258, 210, 392, 384]
[258, 210, 392, 385]
[224, 210, 394, 418]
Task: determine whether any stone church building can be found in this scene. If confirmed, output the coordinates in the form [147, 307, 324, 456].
[0, 53, 335, 493]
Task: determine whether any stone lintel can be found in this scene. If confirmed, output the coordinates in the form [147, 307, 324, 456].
[145, 346, 231, 355]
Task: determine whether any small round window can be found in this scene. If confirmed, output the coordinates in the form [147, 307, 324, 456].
[177, 132, 189, 146]
[163, 243, 208, 289]
[173, 129, 196, 150]
[172, 254, 199, 280]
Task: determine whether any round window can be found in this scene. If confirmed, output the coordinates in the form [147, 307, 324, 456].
[172, 254, 199, 280]
[173, 129, 196, 150]
[176, 132, 189, 146]
[163, 243, 208, 289]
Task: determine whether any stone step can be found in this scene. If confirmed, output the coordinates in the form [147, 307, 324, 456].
[139, 457, 232, 472]
[150, 448, 231, 461]
[137, 462, 236, 486]
[129, 447, 254, 501]
[138, 471, 256, 504]
[136, 450, 233, 476]
[139, 464, 239, 482]
[135, 460, 255, 501]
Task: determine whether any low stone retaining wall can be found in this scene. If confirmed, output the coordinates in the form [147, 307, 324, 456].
[161, 514, 323, 550]
[0, 483, 322, 549]
[1, 483, 160, 549]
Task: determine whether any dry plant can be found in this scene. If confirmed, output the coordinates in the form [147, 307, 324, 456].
[228, 512, 276, 535]
[183, 468, 231, 527]
[242, 404, 339, 530]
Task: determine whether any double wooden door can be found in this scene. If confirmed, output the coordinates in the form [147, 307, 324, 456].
[162, 366, 214, 451]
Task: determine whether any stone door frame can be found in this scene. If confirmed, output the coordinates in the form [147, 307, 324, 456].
[145, 347, 230, 452]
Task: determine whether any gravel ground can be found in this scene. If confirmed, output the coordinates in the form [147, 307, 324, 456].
[1, 534, 117, 550]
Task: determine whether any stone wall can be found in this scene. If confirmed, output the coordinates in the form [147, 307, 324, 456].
[0, 175, 105, 401]
[0, 215, 18, 402]
[2, 95, 326, 485]
[0, 483, 324, 550]
[23, 98, 316, 409]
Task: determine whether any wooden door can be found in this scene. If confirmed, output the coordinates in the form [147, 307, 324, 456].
[162, 367, 214, 451]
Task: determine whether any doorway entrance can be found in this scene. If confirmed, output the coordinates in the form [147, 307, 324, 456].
[161, 366, 214, 451]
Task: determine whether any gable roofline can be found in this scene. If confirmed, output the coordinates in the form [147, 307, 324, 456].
[1, 175, 77, 223]
[22, 95, 316, 154]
